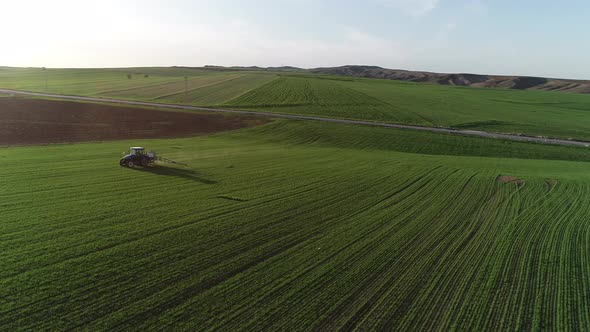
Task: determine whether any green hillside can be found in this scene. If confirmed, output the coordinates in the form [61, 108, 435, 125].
[2, 67, 590, 140]
[229, 75, 590, 140]
[2, 119, 590, 330]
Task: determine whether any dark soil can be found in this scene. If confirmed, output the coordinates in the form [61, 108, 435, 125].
[0, 98, 268, 145]
[497, 175, 525, 187]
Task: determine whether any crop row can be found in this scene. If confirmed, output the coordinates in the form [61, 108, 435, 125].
[2, 120, 590, 330]
[226, 75, 590, 141]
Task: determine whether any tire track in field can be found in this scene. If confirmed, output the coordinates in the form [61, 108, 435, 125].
[0, 164, 349, 282]
[313, 171, 489, 331]
[95, 79, 185, 95]
[208, 170, 472, 329]
[89, 166, 395, 330]
[177, 168, 444, 330]
[81, 161, 420, 330]
[151, 75, 246, 100]
[331, 172, 481, 331]
[1, 161, 384, 330]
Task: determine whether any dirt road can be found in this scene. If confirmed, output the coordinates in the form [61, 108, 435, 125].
[1, 88, 588, 148]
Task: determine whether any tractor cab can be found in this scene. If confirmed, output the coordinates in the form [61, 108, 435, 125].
[129, 147, 145, 155]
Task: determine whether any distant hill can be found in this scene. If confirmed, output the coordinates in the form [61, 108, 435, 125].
[309, 65, 590, 94]
[201, 65, 304, 72]
[191, 65, 590, 94]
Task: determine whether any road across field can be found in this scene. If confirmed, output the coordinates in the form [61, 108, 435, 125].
[1, 88, 588, 148]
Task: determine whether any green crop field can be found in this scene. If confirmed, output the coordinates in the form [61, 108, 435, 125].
[2, 66, 590, 330]
[2, 67, 590, 140]
[3, 116, 590, 330]
[230, 76, 590, 140]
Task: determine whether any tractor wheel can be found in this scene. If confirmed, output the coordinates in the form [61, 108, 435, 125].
[119, 159, 126, 166]
[127, 160, 135, 168]
[141, 158, 149, 167]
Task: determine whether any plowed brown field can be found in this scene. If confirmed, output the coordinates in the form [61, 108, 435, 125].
[0, 98, 266, 145]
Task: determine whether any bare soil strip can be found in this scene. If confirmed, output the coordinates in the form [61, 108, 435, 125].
[0, 98, 266, 145]
[497, 175, 525, 187]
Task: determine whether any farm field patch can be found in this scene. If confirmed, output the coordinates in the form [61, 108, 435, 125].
[0, 68, 277, 106]
[230, 75, 590, 140]
[0, 98, 265, 145]
[2, 115, 590, 330]
[99, 74, 246, 100]
[2, 67, 590, 140]
[159, 74, 277, 105]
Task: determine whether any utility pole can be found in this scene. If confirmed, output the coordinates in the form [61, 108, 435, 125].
[184, 76, 188, 101]
[42, 67, 47, 91]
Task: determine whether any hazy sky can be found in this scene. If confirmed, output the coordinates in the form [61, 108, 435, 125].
[2, 0, 590, 78]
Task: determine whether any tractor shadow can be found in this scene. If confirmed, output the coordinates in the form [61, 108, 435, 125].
[131, 165, 218, 185]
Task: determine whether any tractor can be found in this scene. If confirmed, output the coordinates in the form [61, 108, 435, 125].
[119, 147, 156, 168]
[119, 147, 186, 168]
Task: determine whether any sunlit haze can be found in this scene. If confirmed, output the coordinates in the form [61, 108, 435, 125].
[2, 0, 590, 78]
